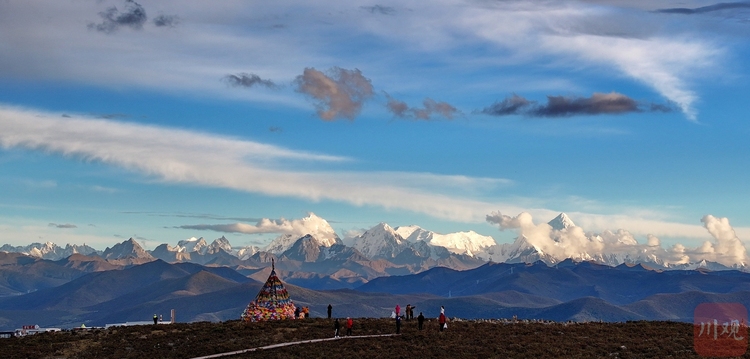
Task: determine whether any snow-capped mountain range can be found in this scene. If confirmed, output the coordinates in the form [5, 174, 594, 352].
[1, 212, 747, 272]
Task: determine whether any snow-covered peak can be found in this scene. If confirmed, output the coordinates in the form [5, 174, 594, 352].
[299, 213, 339, 247]
[394, 225, 424, 240]
[102, 238, 153, 260]
[548, 212, 576, 230]
[177, 237, 208, 254]
[265, 234, 301, 254]
[352, 222, 406, 259]
[394, 225, 496, 257]
[236, 245, 259, 260]
[206, 236, 233, 254]
[28, 247, 43, 258]
[428, 231, 497, 256]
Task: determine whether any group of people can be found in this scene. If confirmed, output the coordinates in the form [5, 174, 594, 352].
[395, 305, 445, 333]
[294, 306, 310, 319]
[333, 317, 354, 338]
[328, 304, 446, 337]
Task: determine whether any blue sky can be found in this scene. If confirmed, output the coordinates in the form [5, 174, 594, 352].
[1, 0, 749, 251]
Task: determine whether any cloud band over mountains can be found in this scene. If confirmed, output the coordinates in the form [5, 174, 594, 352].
[487, 211, 748, 268]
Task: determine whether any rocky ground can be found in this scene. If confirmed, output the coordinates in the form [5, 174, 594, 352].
[2, 318, 748, 358]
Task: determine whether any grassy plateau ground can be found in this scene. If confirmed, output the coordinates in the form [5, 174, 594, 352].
[2, 318, 748, 359]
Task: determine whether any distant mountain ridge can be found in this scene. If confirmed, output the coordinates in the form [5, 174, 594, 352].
[1, 258, 750, 330]
[1, 212, 747, 295]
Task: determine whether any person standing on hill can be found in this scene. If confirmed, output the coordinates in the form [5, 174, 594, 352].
[346, 317, 353, 336]
[334, 318, 341, 338]
[417, 312, 424, 330]
[439, 311, 446, 332]
[396, 315, 402, 334]
[295, 306, 301, 319]
[153, 314, 158, 325]
[327, 304, 332, 319]
[395, 304, 401, 317]
[405, 304, 411, 321]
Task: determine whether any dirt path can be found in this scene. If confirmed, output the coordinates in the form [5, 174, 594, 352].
[189, 334, 399, 359]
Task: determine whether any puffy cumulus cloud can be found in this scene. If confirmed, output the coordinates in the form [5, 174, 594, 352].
[88, 0, 147, 34]
[646, 234, 660, 246]
[295, 67, 374, 121]
[698, 215, 749, 267]
[385, 94, 460, 120]
[486, 211, 749, 267]
[178, 212, 336, 238]
[480, 92, 675, 117]
[486, 211, 535, 230]
[223, 73, 277, 89]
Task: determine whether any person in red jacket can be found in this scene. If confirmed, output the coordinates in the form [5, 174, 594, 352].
[346, 317, 353, 336]
[439, 310, 446, 332]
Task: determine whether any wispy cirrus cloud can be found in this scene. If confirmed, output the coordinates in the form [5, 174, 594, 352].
[1, 1, 720, 122]
[0, 105, 508, 223]
[0, 105, 732, 240]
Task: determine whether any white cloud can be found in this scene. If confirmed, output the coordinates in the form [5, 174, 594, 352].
[0, 105, 510, 223]
[181, 212, 336, 238]
[699, 214, 749, 266]
[0, 0, 719, 121]
[486, 211, 749, 267]
[3, 105, 747, 243]
[540, 34, 714, 120]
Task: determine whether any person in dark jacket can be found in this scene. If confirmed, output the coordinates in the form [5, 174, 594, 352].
[417, 312, 425, 330]
[153, 314, 158, 325]
[396, 315, 402, 334]
[295, 306, 301, 319]
[327, 304, 332, 319]
[334, 318, 341, 338]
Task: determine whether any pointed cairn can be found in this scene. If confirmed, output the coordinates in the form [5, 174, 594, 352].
[241, 258, 296, 322]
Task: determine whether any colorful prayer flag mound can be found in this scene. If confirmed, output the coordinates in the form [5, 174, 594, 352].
[241, 261, 296, 322]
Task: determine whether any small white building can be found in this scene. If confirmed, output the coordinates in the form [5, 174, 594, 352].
[14, 325, 61, 337]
